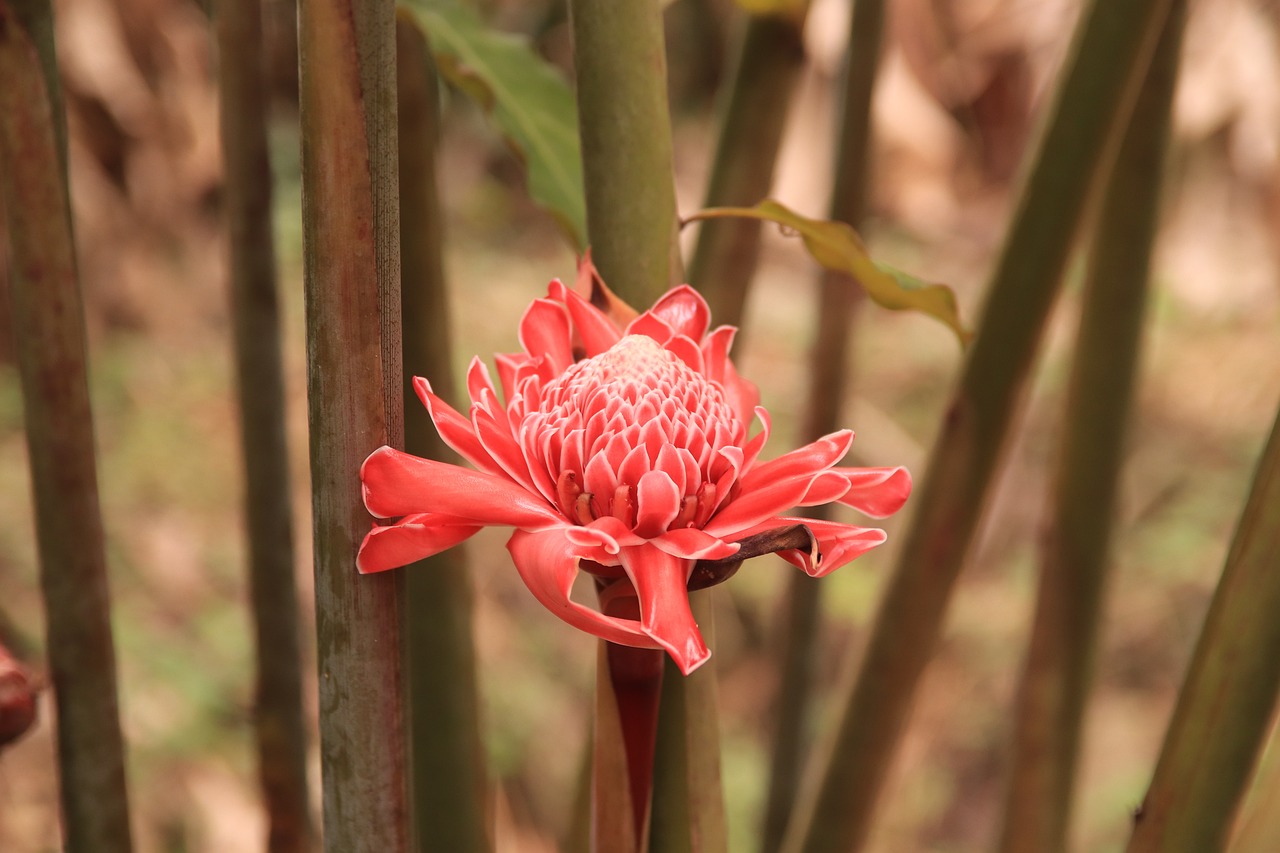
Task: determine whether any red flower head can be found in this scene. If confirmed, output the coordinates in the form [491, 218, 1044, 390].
[358, 274, 910, 674]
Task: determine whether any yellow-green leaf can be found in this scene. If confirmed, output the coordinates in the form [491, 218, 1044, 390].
[399, 1, 587, 248]
[685, 200, 971, 344]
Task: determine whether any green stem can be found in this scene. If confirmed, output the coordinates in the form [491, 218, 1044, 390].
[998, 4, 1185, 851]
[686, 6, 808, 330]
[569, 2, 725, 848]
[649, 594, 727, 853]
[785, 1, 1172, 850]
[298, 0, 408, 848]
[0, 1, 134, 849]
[396, 16, 489, 852]
[569, 0, 682, 303]
[1125, 407, 1280, 852]
[215, 0, 313, 846]
[1229, 718, 1280, 853]
[762, 3, 885, 851]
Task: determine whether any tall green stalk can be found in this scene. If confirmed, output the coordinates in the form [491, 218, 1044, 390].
[570, 0, 681, 305]
[215, 0, 312, 846]
[1124, 411, 1280, 853]
[784, 1, 1173, 850]
[762, 3, 885, 852]
[998, 4, 1185, 851]
[0, 1, 134, 849]
[569, 2, 725, 849]
[396, 16, 489, 852]
[298, 0, 408, 847]
[687, 5, 808, 330]
[1230, 722, 1280, 853]
[649, 596, 727, 853]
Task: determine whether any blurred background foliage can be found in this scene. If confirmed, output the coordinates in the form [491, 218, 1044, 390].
[2, 0, 1279, 849]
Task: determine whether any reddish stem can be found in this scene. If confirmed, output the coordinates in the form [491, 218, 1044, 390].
[0, 643, 36, 749]
[595, 583, 664, 851]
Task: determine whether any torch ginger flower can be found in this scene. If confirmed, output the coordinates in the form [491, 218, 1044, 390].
[358, 277, 910, 674]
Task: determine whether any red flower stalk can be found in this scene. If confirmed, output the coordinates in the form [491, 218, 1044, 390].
[0, 643, 36, 749]
[358, 271, 910, 674]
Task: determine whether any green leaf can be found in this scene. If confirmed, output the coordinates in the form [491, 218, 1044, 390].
[399, 1, 587, 248]
[684, 200, 972, 344]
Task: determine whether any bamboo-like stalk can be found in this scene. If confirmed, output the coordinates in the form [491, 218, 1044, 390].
[686, 6, 808, 331]
[784, 2, 1173, 851]
[1230, 718, 1280, 853]
[0, 1, 134, 850]
[998, 4, 1185, 852]
[395, 17, 489, 852]
[569, 2, 726, 848]
[1124, 412, 1280, 852]
[648, 595, 727, 853]
[215, 0, 313, 847]
[569, 0, 681, 305]
[761, 4, 884, 852]
[297, 0, 408, 847]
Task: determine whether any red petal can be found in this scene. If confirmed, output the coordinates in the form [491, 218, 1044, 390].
[664, 334, 704, 373]
[700, 326, 735, 385]
[723, 359, 760, 425]
[634, 470, 681, 538]
[356, 514, 482, 573]
[738, 430, 853, 490]
[649, 285, 710, 341]
[701, 473, 813, 538]
[508, 529, 659, 649]
[782, 518, 887, 576]
[465, 357, 499, 409]
[494, 352, 527, 403]
[518, 298, 574, 373]
[573, 251, 640, 327]
[361, 446, 563, 528]
[834, 466, 912, 518]
[471, 403, 539, 495]
[618, 546, 710, 675]
[562, 287, 623, 357]
[652, 527, 739, 561]
[412, 377, 501, 475]
[725, 516, 888, 576]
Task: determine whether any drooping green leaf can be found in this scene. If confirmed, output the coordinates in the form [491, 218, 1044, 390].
[399, 1, 587, 248]
[684, 200, 971, 344]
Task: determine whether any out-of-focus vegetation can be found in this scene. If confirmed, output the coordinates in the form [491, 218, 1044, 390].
[2, 0, 1279, 849]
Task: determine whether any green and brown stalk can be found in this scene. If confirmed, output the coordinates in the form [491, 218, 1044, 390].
[396, 16, 490, 852]
[297, 0, 408, 847]
[785, 1, 1174, 850]
[0, 1, 134, 849]
[998, 3, 1185, 851]
[215, 0, 313, 845]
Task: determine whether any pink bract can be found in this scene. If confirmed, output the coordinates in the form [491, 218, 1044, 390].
[358, 277, 910, 674]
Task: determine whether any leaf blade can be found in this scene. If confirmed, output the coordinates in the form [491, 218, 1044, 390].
[685, 200, 971, 344]
[401, 1, 587, 247]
